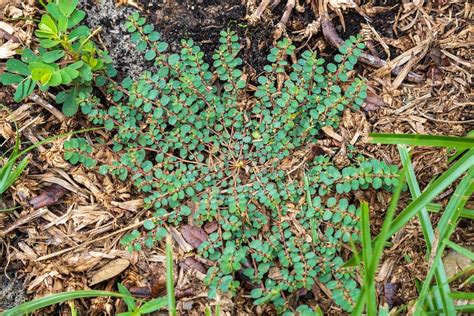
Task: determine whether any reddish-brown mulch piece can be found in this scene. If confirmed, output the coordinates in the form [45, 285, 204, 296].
[29, 184, 66, 210]
[180, 225, 208, 249]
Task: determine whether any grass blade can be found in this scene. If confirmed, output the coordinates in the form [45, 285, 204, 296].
[398, 145, 455, 315]
[387, 149, 474, 238]
[444, 240, 474, 261]
[414, 168, 474, 315]
[0, 290, 124, 316]
[166, 234, 176, 316]
[357, 201, 376, 315]
[369, 134, 474, 149]
[353, 169, 406, 315]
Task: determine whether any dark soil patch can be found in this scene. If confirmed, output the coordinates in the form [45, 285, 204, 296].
[0, 262, 26, 310]
[82, 0, 253, 78]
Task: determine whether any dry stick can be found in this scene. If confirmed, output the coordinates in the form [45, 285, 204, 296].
[320, 16, 424, 84]
[278, 0, 295, 27]
[270, 0, 281, 10]
[274, 0, 295, 40]
[26, 90, 66, 122]
[248, 0, 272, 23]
[6, 86, 65, 124]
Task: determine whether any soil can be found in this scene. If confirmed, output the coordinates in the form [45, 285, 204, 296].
[82, 0, 248, 78]
[0, 262, 27, 310]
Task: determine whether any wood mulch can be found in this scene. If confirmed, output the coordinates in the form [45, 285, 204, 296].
[0, 0, 472, 314]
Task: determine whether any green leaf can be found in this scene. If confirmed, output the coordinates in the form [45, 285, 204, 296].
[62, 88, 78, 116]
[6, 59, 30, 76]
[68, 25, 91, 41]
[138, 297, 167, 313]
[42, 50, 65, 63]
[68, 9, 86, 28]
[48, 71, 62, 87]
[0, 73, 23, 85]
[14, 78, 36, 102]
[21, 48, 36, 63]
[168, 54, 180, 66]
[58, 0, 79, 17]
[117, 283, 136, 311]
[145, 50, 156, 61]
[157, 42, 168, 52]
[143, 219, 156, 230]
[39, 39, 61, 48]
[38, 14, 58, 35]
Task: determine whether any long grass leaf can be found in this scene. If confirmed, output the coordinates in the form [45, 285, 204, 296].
[399, 145, 455, 315]
[387, 149, 474, 238]
[362, 201, 376, 315]
[414, 168, 474, 315]
[0, 290, 124, 316]
[369, 134, 474, 149]
[444, 240, 474, 261]
[166, 234, 176, 316]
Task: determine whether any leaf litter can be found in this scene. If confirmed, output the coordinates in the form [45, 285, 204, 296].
[0, 0, 472, 314]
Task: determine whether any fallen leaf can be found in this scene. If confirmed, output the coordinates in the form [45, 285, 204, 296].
[329, 0, 357, 9]
[364, 92, 386, 111]
[29, 184, 66, 209]
[89, 258, 130, 286]
[180, 224, 208, 249]
[321, 125, 344, 142]
[180, 257, 207, 274]
[203, 221, 218, 234]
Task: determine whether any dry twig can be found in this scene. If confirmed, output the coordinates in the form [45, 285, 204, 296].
[321, 16, 424, 84]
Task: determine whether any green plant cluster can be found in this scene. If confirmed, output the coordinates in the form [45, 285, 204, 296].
[63, 13, 399, 313]
[0, 0, 114, 116]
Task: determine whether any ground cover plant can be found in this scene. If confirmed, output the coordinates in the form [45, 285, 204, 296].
[1, 1, 472, 315]
[60, 12, 402, 313]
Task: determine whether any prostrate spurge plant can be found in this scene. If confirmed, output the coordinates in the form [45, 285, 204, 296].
[0, 0, 114, 116]
[63, 13, 399, 313]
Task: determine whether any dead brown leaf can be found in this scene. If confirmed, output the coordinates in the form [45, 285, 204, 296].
[29, 184, 66, 210]
[203, 221, 218, 234]
[181, 224, 208, 249]
[89, 258, 130, 286]
[180, 257, 207, 274]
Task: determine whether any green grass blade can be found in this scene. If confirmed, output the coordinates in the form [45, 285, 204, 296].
[138, 297, 167, 313]
[460, 208, 474, 219]
[369, 134, 474, 149]
[353, 170, 406, 316]
[414, 168, 474, 315]
[387, 149, 474, 238]
[0, 290, 124, 316]
[450, 291, 474, 300]
[427, 304, 474, 315]
[1, 156, 29, 194]
[10, 127, 102, 163]
[398, 145, 455, 315]
[166, 234, 176, 316]
[444, 240, 474, 261]
[361, 201, 376, 315]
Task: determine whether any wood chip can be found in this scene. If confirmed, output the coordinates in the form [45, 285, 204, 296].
[89, 258, 130, 286]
